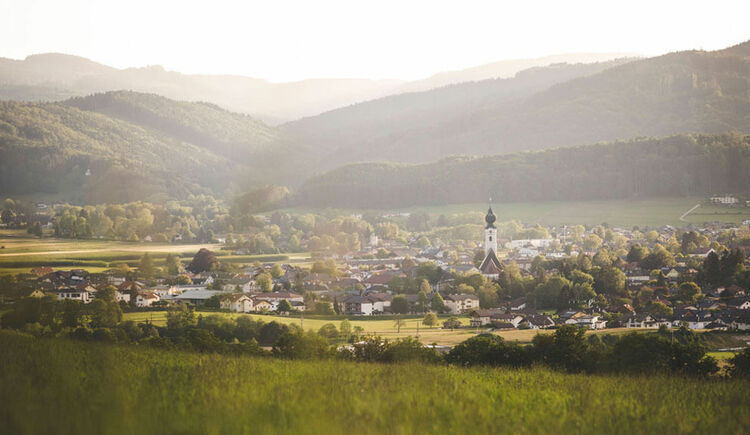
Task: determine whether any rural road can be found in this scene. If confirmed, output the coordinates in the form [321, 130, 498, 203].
[679, 204, 700, 222]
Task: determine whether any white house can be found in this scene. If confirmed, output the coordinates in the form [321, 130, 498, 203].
[444, 294, 480, 314]
[135, 292, 160, 307]
[220, 294, 254, 313]
[54, 287, 95, 303]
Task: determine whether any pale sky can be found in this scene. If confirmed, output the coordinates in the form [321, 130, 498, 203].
[1, 0, 748, 82]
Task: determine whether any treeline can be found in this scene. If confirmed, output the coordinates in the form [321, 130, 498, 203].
[4, 296, 750, 377]
[295, 134, 750, 208]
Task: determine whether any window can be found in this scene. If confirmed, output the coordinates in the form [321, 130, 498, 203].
[489, 236, 492, 241]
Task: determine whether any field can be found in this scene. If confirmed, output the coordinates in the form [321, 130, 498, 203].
[1, 330, 749, 434]
[0, 230, 312, 274]
[121, 311, 670, 346]
[282, 197, 750, 227]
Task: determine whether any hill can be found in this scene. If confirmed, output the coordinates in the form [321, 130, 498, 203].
[0, 52, 633, 123]
[283, 41, 750, 169]
[0, 91, 301, 203]
[294, 134, 750, 209]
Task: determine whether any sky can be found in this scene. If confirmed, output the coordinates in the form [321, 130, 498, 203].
[1, 0, 748, 82]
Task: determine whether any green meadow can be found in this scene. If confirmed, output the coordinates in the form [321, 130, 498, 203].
[282, 197, 750, 227]
[1, 330, 749, 434]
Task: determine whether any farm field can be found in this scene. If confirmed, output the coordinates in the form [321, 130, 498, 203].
[282, 197, 750, 227]
[2, 330, 749, 434]
[0, 230, 312, 274]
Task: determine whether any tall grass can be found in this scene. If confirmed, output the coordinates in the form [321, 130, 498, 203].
[1, 330, 748, 434]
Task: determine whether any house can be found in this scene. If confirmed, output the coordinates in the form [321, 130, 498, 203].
[173, 289, 225, 306]
[569, 315, 606, 330]
[623, 314, 670, 328]
[253, 300, 273, 312]
[343, 295, 374, 315]
[523, 315, 555, 329]
[53, 286, 96, 303]
[115, 290, 131, 303]
[506, 297, 527, 311]
[135, 291, 160, 307]
[469, 309, 524, 328]
[222, 276, 257, 293]
[220, 294, 254, 313]
[727, 298, 750, 310]
[443, 294, 480, 314]
[253, 292, 304, 305]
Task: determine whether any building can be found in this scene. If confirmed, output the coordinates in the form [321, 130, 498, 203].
[478, 206, 503, 279]
[444, 294, 480, 314]
[220, 294, 254, 313]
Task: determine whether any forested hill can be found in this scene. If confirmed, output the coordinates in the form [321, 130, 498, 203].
[0, 92, 302, 203]
[293, 134, 750, 209]
[283, 41, 750, 169]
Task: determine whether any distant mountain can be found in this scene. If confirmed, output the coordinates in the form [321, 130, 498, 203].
[397, 52, 638, 93]
[0, 91, 302, 203]
[0, 52, 633, 123]
[0, 54, 405, 123]
[282, 41, 750, 169]
[294, 134, 750, 209]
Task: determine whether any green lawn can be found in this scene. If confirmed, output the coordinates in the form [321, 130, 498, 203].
[281, 197, 750, 227]
[2, 331, 749, 434]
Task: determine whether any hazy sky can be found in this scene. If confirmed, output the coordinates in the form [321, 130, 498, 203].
[1, 0, 748, 82]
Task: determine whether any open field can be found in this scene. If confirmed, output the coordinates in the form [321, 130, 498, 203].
[2, 330, 749, 434]
[282, 197, 750, 227]
[0, 230, 312, 274]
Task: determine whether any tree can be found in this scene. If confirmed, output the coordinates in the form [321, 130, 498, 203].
[393, 316, 406, 333]
[431, 293, 445, 313]
[677, 281, 701, 303]
[139, 252, 155, 280]
[593, 267, 626, 296]
[277, 299, 293, 312]
[256, 273, 273, 292]
[626, 244, 648, 263]
[270, 264, 284, 279]
[165, 254, 182, 275]
[417, 290, 428, 313]
[477, 282, 500, 308]
[187, 248, 218, 273]
[318, 323, 338, 339]
[422, 312, 438, 328]
[650, 301, 673, 318]
[582, 234, 603, 251]
[443, 317, 461, 330]
[339, 319, 352, 341]
[391, 295, 409, 314]
[535, 276, 571, 309]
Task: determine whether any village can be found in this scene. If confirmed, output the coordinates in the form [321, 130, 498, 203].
[11, 202, 750, 342]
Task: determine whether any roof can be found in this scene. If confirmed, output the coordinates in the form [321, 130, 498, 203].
[174, 289, 224, 300]
[478, 249, 503, 275]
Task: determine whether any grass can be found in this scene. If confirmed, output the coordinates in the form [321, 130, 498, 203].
[281, 197, 750, 227]
[1, 330, 749, 434]
[0, 231, 312, 274]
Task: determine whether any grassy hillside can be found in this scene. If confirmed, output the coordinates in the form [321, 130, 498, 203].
[1, 331, 749, 434]
[294, 134, 750, 210]
[0, 92, 302, 202]
[284, 41, 750, 169]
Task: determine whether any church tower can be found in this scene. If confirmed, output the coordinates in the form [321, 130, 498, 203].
[479, 205, 502, 279]
[484, 206, 497, 256]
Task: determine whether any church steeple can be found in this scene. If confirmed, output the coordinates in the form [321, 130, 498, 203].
[485, 206, 496, 229]
[484, 202, 497, 256]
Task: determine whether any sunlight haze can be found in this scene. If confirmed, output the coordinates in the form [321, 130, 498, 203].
[1, 0, 748, 81]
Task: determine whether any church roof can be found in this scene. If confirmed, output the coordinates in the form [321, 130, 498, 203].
[479, 249, 503, 275]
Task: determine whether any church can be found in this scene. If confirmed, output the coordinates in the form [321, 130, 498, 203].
[478, 206, 503, 279]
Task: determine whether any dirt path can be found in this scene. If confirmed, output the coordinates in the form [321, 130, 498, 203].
[679, 203, 700, 222]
